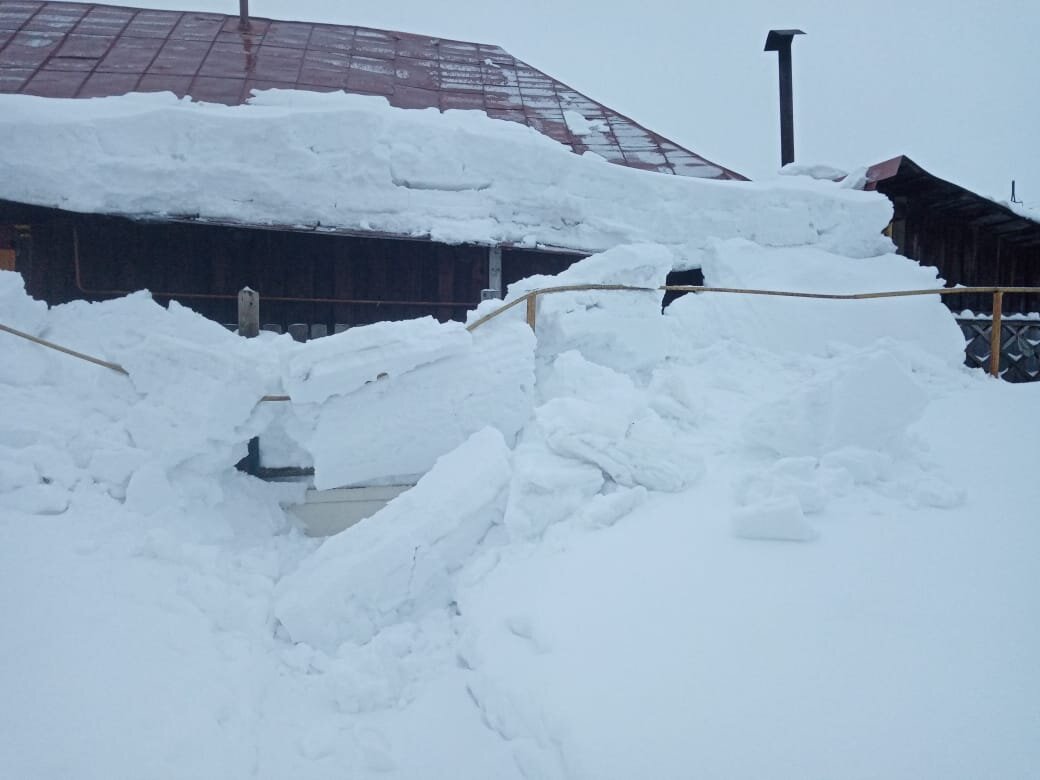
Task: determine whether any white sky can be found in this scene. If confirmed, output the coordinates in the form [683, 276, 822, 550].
[138, 0, 1038, 207]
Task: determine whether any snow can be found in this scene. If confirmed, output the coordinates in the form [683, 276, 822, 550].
[282, 316, 535, 488]
[991, 197, 1040, 223]
[2, 89, 1039, 779]
[275, 427, 513, 650]
[562, 109, 607, 137]
[0, 89, 891, 256]
[731, 493, 818, 541]
[779, 160, 849, 181]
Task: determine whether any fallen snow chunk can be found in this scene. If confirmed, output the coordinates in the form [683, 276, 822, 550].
[666, 240, 967, 364]
[503, 438, 604, 540]
[737, 456, 852, 515]
[820, 447, 894, 485]
[285, 317, 535, 489]
[731, 494, 818, 542]
[274, 428, 512, 650]
[124, 463, 179, 516]
[908, 474, 967, 510]
[573, 485, 648, 529]
[508, 245, 678, 373]
[0, 483, 70, 515]
[743, 351, 929, 458]
[538, 398, 703, 492]
[283, 317, 471, 405]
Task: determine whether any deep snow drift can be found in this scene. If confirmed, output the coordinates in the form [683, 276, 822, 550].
[2, 93, 1039, 780]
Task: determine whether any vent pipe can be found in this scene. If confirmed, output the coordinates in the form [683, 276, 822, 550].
[764, 29, 804, 167]
[238, 0, 250, 31]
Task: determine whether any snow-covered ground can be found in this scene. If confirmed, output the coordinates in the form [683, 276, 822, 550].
[1, 92, 1039, 779]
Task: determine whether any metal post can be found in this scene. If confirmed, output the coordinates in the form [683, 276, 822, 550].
[238, 0, 250, 31]
[989, 289, 1003, 378]
[237, 287, 259, 338]
[482, 246, 503, 301]
[525, 293, 537, 331]
[237, 287, 261, 474]
[764, 29, 805, 167]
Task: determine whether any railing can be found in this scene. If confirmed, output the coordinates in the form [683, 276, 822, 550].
[4, 282, 1037, 480]
[5, 285, 1039, 386]
[469, 284, 1040, 378]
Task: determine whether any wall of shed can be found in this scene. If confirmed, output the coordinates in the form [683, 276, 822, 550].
[0, 202, 579, 330]
[892, 202, 1040, 315]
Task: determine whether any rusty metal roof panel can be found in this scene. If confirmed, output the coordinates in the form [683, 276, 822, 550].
[0, 0, 746, 180]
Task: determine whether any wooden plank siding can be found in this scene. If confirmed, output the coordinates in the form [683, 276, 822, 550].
[894, 203, 1040, 315]
[870, 157, 1040, 316]
[0, 201, 583, 330]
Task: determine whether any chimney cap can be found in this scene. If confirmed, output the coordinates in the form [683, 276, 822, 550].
[764, 29, 805, 52]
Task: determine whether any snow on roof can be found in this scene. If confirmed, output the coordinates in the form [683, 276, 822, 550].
[0, 88, 890, 255]
[0, 0, 745, 180]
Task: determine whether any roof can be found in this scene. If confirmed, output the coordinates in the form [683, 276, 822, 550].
[866, 155, 1040, 247]
[0, 1, 745, 180]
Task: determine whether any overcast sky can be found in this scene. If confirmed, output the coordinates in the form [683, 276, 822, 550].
[141, 0, 1038, 207]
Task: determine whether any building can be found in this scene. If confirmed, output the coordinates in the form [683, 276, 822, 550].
[864, 156, 1040, 381]
[0, 0, 742, 332]
[865, 155, 1040, 315]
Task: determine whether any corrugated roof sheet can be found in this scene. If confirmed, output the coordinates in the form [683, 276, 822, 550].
[0, 0, 745, 180]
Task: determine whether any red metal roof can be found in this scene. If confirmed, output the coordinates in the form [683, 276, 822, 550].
[0, 1, 745, 180]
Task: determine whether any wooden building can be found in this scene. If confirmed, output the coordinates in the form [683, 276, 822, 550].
[0, 1, 742, 331]
[865, 156, 1040, 315]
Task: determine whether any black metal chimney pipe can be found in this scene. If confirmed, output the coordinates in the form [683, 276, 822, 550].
[238, 0, 250, 31]
[764, 29, 804, 167]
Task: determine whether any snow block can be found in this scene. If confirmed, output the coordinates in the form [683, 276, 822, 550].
[274, 427, 512, 650]
[503, 438, 605, 540]
[742, 351, 929, 458]
[284, 316, 534, 489]
[666, 239, 968, 366]
[731, 494, 818, 542]
[537, 398, 703, 493]
[506, 244, 678, 373]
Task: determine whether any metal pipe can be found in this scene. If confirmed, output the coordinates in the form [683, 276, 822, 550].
[764, 30, 805, 167]
[990, 290, 1003, 377]
[238, 0, 250, 31]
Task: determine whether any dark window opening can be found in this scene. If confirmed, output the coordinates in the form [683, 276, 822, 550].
[662, 267, 704, 310]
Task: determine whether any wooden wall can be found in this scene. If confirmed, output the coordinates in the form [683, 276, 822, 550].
[1, 202, 584, 329]
[895, 206, 1040, 315]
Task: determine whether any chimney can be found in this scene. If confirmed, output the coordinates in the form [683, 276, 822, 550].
[238, 0, 250, 31]
[764, 29, 805, 167]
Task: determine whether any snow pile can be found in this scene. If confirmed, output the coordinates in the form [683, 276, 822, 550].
[281, 316, 534, 488]
[671, 238, 966, 359]
[0, 90, 891, 256]
[779, 161, 849, 181]
[275, 427, 512, 650]
[0, 273, 286, 527]
[2, 93, 1039, 778]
